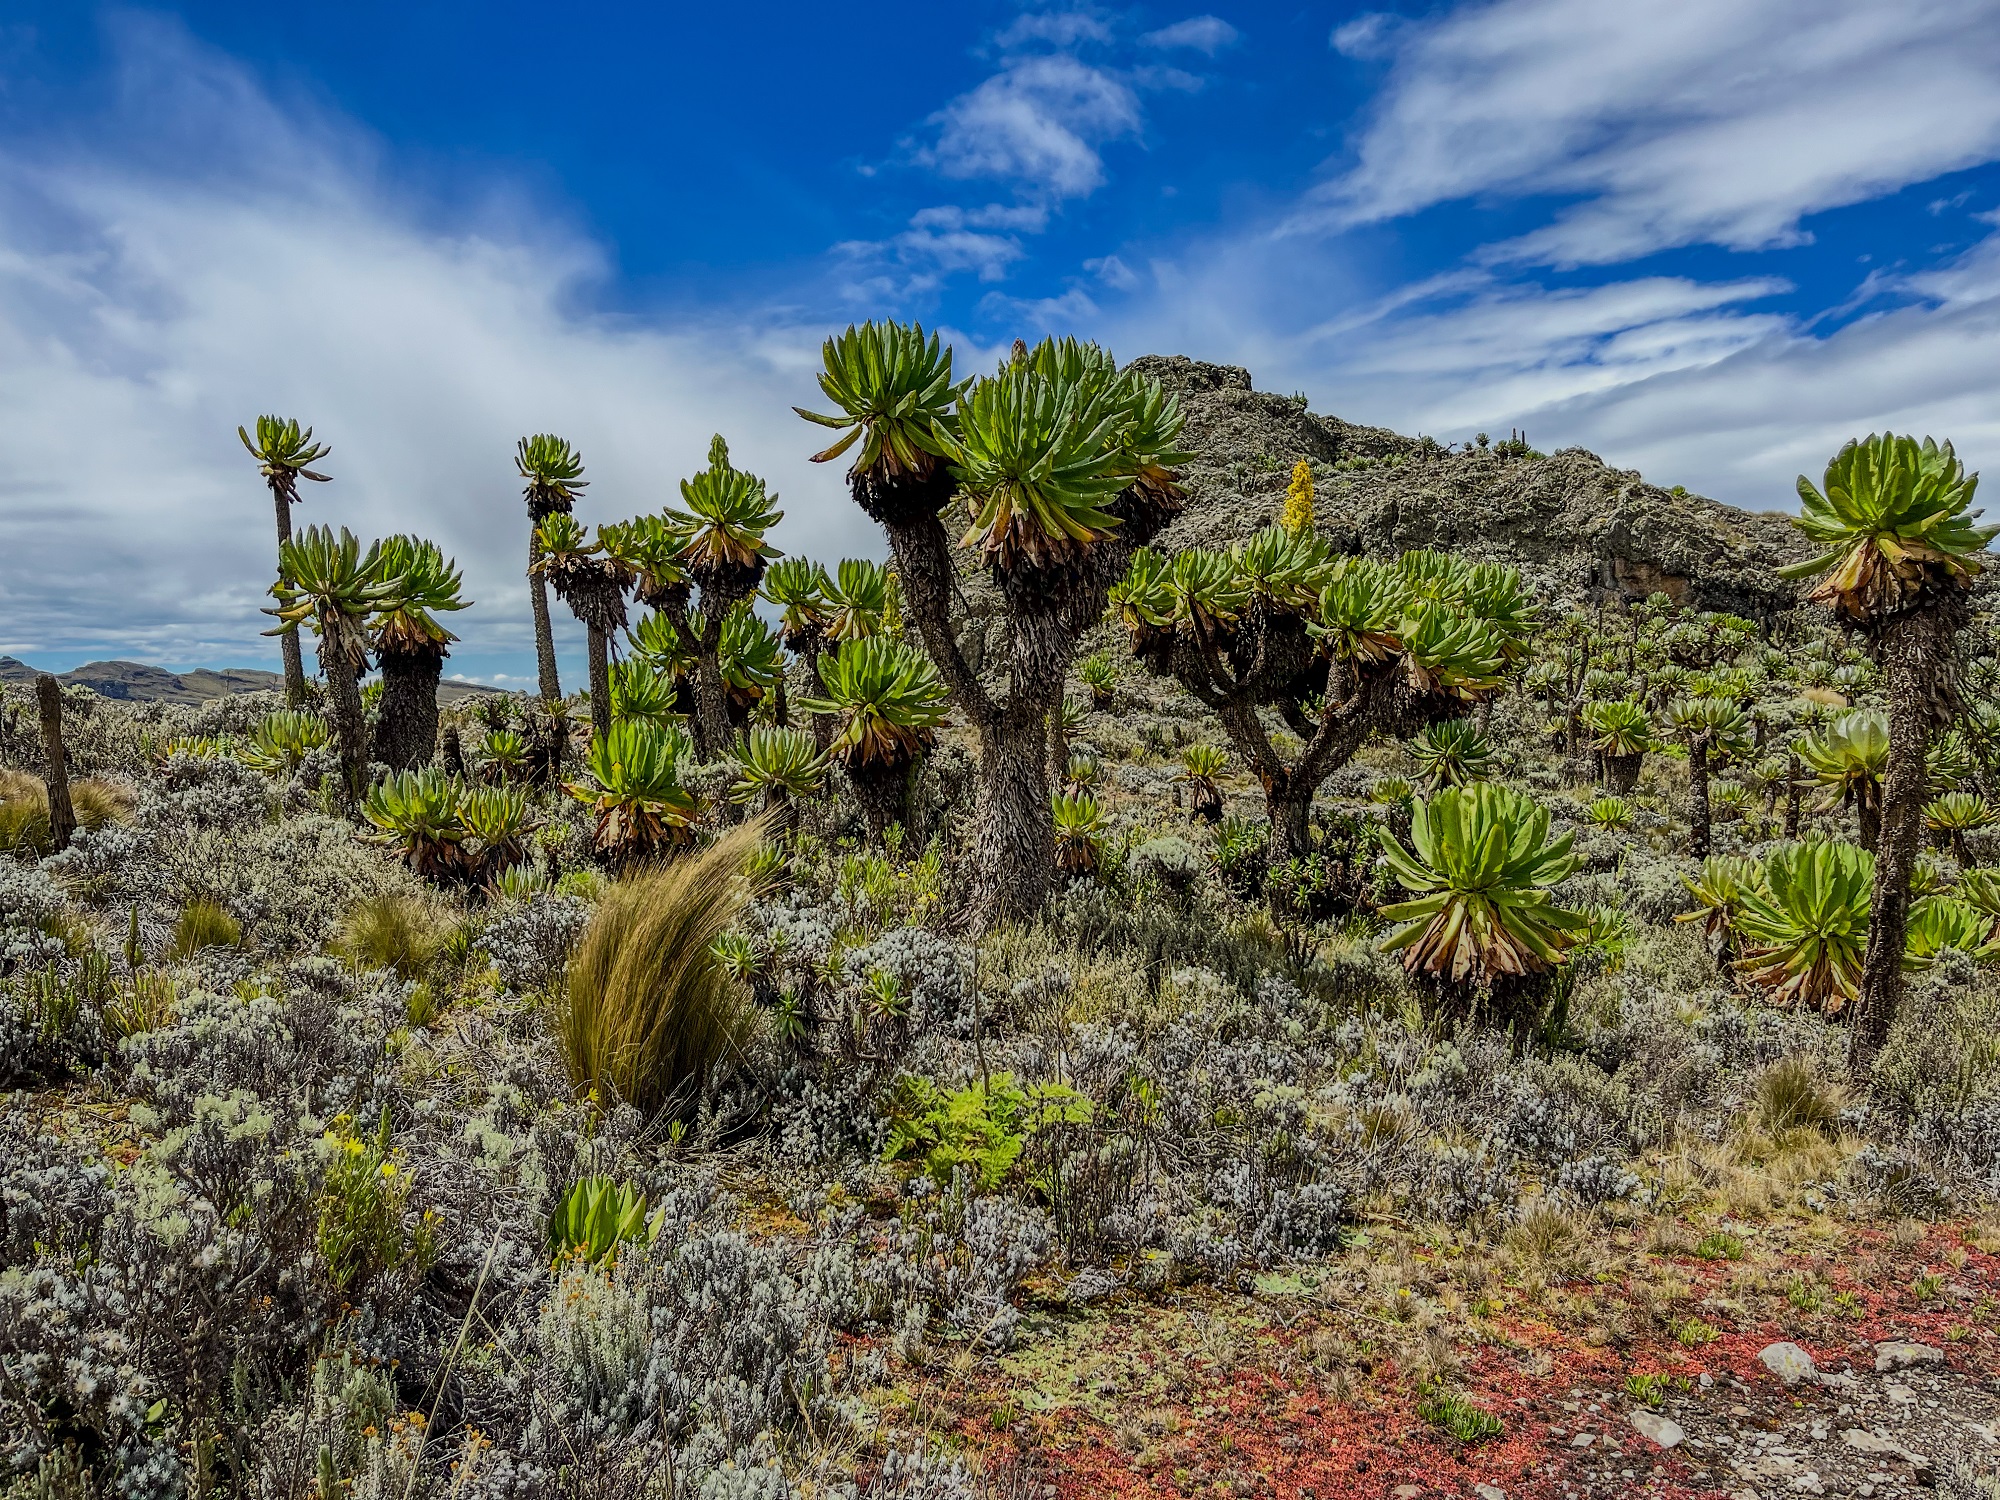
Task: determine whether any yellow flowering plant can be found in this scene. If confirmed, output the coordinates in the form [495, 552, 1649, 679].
[1281, 458, 1314, 534]
[317, 1107, 435, 1291]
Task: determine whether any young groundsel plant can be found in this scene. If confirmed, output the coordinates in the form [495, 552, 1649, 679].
[1374, 782, 1588, 987]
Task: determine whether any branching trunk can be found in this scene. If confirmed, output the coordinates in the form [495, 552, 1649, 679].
[1187, 642, 1436, 922]
[272, 489, 306, 706]
[374, 648, 443, 771]
[870, 464, 1142, 934]
[33, 675, 75, 853]
[1850, 604, 1958, 1077]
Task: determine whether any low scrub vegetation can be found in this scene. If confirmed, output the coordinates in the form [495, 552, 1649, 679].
[3, 333, 2000, 1496]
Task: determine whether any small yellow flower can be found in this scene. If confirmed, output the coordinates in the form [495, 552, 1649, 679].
[379, 1162, 397, 1178]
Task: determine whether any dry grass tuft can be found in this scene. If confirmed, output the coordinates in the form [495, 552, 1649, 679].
[1754, 1055, 1843, 1137]
[339, 892, 453, 979]
[1504, 1198, 1593, 1279]
[0, 768, 132, 855]
[561, 821, 765, 1119]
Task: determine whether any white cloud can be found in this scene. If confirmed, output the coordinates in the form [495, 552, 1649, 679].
[995, 11, 1115, 50]
[1141, 16, 1239, 55]
[978, 285, 1101, 331]
[835, 221, 1026, 300]
[1307, 0, 2000, 266]
[1514, 250, 2000, 506]
[0, 18, 874, 677]
[1329, 13, 1406, 60]
[919, 53, 1142, 201]
[1095, 234, 2000, 517]
[1084, 253, 1140, 290]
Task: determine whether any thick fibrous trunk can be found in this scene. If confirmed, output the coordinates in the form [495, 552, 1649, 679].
[1265, 784, 1313, 871]
[797, 639, 831, 750]
[1849, 605, 1958, 1076]
[273, 490, 306, 706]
[587, 626, 612, 745]
[1686, 743, 1712, 858]
[34, 675, 75, 853]
[972, 707, 1055, 916]
[530, 527, 562, 703]
[375, 648, 443, 771]
[669, 580, 747, 764]
[1604, 752, 1642, 795]
[851, 759, 913, 840]
[321, 639, 369, 808]
[1857, 792, 1882, 852]
[1783, 752, 1803, 837]
[691, 638, 729, 762]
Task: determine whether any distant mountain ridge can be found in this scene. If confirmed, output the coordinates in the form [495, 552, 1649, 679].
[0, 657, 500, 705]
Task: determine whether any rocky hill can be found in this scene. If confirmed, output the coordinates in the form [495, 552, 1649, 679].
[1130, 356, 1813, 621]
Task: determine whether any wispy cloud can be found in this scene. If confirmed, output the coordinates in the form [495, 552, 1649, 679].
[1141, 16, 1240, 55]
[0, 16, 870, 675]
[1303, 0, 2000, 266]
[995, 11, 1115, 50]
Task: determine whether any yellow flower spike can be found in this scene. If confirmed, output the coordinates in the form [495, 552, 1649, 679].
[1281, 458, 1315, 534]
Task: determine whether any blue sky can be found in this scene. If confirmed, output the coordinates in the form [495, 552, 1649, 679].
[5, 1, 2000, 687]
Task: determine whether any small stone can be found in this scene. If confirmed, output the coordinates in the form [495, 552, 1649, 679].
[1757, 1342, 1819, 1387]
[1570, 1432, 1597, 1448]
[1872, 1340, 1944, 1373]
[1475, 1487, 1507, 1500]
[1698, 1373, 1714, 1389]
[1842, 1430, 1932, 1475]
[1630, 1411, 1685, 1449]
[1393, 1488, 1422, 1498]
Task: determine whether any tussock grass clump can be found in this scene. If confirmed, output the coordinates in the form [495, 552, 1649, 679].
[338, 891, 452, 978]
[169, 898, 241, 958]
[0, 768, 132, 855]
[561, 822, 764, 1118]
[1503, 1199, 1592, 1279]
[1754, 1055, 1843, 1137]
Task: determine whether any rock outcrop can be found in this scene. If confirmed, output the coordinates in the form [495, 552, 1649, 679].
[1129, 355, 1813, 621]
